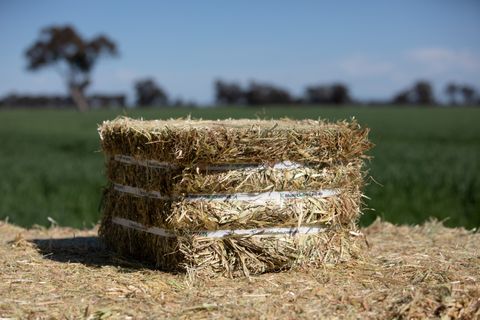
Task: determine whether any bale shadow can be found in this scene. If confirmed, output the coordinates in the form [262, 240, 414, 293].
[30, 236, 155, 271]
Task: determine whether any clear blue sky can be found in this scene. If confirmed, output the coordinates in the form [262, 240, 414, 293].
[0, 0, 479, 103]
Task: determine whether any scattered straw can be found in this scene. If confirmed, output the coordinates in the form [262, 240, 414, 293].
[0, 220, 478, 319]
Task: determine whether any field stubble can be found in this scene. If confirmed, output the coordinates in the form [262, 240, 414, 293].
[0, 219, 478, 319]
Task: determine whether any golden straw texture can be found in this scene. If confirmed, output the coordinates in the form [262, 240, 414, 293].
[98, 117, 372, 277]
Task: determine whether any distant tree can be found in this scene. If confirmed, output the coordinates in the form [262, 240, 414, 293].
[410, 81, 434, 105]
[134, 78, 168, 107]
[25, 25, 118, 111]
[304, 85, 331, 104]
[445, 82, 458, 105]
[186, 100, 198, 108]
[244, 82, 292, 106]
[172, 97, 185, 107]
[460, 85, 476, 106]
[392, 90, 411, 105]
[304, 83, 351, 105]
[330, 83, 351, 105]
[89, 94, 126, 109]
[0, 93, 74, 109]
[391, 80, 435, 105]
[214, 80, 244, 105]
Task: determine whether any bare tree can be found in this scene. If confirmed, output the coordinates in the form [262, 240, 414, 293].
[134, 78, 168, 107]
[25, 25, 118, 111]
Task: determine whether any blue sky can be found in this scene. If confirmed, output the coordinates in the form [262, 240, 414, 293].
[0, 0, 479, 103]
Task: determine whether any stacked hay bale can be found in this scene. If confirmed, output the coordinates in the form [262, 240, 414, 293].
[99, 117, 372, 277]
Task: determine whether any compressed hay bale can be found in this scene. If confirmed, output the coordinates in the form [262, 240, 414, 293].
[107, 162, 364, 227]
[100, 213, 363, 277]
[101, 186, 360, 231]
[108, 159, 363, 195]
[98, 117, 372, 277]
[99, 118, 371, 165]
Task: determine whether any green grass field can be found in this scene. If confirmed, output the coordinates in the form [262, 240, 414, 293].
[0, 106, 479, 229]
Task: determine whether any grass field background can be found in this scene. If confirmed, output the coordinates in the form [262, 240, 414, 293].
[0, 106, 479, 229]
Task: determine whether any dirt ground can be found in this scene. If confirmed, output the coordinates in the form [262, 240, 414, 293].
[0, 220, 479, 319]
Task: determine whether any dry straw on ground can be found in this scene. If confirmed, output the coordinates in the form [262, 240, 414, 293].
[98, 117, 372, 277]
[1, 220, 478, 319]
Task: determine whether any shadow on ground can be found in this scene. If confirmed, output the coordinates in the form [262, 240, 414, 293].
[30, 236, 155, 271]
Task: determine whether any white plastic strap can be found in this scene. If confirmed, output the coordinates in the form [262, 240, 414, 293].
[184, 189, 340, 204]
[204, 161, 305, 171]
[113, 183, 170, 200]
[112, 216, 326, 239]
[113, 154, 306, 171]
[114, 155, 177, 169]
[113, 217, 176, 237]
[113, 183, 340, 203]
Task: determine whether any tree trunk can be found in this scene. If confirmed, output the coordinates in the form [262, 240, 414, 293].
[69, 85, 90, 112]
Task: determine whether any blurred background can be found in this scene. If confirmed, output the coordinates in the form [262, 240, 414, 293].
[0, 0, 479, 229]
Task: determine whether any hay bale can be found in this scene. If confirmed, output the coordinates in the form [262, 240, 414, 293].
[98, 117, 372, 277]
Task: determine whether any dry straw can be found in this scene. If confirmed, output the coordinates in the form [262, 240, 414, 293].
[98, 117, 372, 277]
